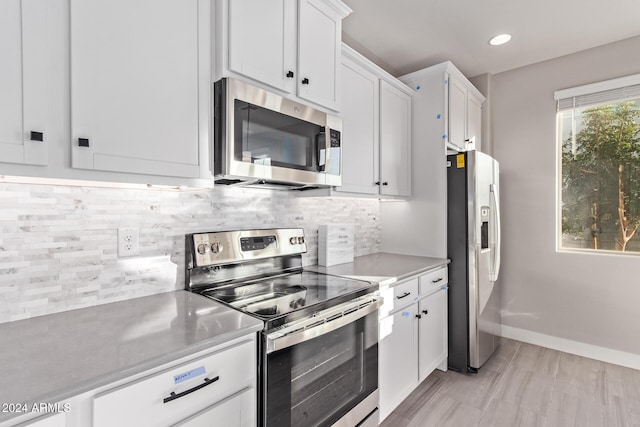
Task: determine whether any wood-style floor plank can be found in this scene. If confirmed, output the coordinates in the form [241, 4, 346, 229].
[379, 338, 640, 427]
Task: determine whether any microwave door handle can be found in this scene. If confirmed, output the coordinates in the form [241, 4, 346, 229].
[265, 297, 382, 354]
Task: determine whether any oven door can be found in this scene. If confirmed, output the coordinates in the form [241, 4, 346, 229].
[263, 297, 380, 427]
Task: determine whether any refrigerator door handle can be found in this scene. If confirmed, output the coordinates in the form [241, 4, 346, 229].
[490, 183, 501, 281]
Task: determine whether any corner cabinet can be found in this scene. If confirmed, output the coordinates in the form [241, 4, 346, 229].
[324, 45, 412, 198]
[0, 0, 49, 166]
[70, 0, 211, 179]
[378, 266, 448, 422]
[216, 0, 352, 112]
[400, 61, 484, 152]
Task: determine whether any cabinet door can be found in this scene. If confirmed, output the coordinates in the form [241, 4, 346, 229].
[448, 75, 467, 150]
[379, 80, 411, 197]
[0, 0, 48, 166]
[418, 290, 448, 382]
[173, 388, 255, 427]
[467, 92, 483, 151]
[70, 0, 205, 178]
[338, 56, 379, 194]
[227, 0, 296, 94]
[379, 304, 418, 421]
[297, 0, 341, 111]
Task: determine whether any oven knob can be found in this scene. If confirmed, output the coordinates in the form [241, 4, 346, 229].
[289, 300, 298, 309]
[210, 242, 223, 254]
[289, 237, 297, 245]
[298, 298, 306, 307]
[197, 244, 209, 255]
[297, 236, 305, 244]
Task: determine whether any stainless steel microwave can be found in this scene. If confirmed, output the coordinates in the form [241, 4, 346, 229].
[213, 78, 342, 189]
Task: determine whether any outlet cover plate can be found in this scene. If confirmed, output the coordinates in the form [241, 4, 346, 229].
[118, 228, 139, 257]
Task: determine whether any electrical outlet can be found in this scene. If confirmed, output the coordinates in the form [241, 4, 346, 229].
[118, 228, 139, 257]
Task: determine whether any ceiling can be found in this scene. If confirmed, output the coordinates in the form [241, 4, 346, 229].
[341, 0, 640, 78]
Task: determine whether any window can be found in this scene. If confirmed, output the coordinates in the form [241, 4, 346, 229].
[556, 75, 640, 254]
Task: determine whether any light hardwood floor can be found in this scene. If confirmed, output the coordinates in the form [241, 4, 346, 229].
[380, 338, 640, 426]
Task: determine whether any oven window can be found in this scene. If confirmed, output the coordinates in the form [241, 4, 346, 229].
[265, 311, 378, 427]
[234, 100, 325, 172]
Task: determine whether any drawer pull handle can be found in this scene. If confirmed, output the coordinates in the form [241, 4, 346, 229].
[396, 292, 411, 300]
[422, 309, 429, 315]
[163, 376, 219, 404]
[432, 277, 443, 283]
[415, 314, 422, 319]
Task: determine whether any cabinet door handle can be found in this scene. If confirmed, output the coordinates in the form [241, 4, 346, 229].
[382, 182, 388, 186]
[301, 77, 310, 85]
[422, 309, 429, 315]
[432, 277, 443, 283]
[286, 70, 294, 78]
[396, 292, 411, 300]
[163, 376, 219, 404]
[374, 181, 381, 186]
[415, 314, 422, 319]
[78, 138, 90, 147]
[30, 131, 44, 142]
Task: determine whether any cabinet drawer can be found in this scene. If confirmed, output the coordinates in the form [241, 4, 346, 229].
[380, 277, 418, 317]
[93, 339, 255, 427]
[419, 267, 448, 296]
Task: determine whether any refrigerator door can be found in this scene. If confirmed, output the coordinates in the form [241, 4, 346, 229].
[469, 152, 501, 369]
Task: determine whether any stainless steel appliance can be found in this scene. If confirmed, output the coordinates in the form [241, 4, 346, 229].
[213, 78, 342, 189]
[186, 228, 380, 426]
[447, 151, 501, 372]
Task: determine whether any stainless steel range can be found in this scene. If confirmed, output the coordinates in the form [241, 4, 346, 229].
[185, 228, 381, 427]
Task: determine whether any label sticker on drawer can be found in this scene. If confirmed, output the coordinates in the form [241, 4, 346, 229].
[402, 311, 410, 317]
[174, 366, 206, 385]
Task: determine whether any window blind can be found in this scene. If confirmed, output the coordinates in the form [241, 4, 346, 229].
[555, 73, 640, 111]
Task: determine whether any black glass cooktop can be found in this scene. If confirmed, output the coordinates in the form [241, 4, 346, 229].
[198, 271, 377, 330]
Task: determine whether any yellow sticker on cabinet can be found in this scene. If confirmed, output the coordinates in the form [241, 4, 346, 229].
[456, 154, 465, 168]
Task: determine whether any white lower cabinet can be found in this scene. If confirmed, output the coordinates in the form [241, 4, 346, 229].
[378, 267, 448, 422]
[173, 388, 254, 427]
[93, 339, 255, 427]
[418, 289, 448, 382]
[379, 301, 418, 421]
[3, 336, 256, 427]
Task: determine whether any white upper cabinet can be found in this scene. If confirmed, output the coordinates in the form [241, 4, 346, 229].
[70, 0, 210, 178]
[0, 0, 49, 166]
[329, 45, 412, 198]
[217, 0, 351, 112]
[400, 61, 484, 152]
[297, 0, 343, 110]
[380, 80, 411, 197]
[448, 73, 483, 151]
[227, 0, 295, 94]
[339, 53, 379, 195]
[466, 91, 483, 150]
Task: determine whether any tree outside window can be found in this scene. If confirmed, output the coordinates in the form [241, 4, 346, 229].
[560, 100, 640, 253]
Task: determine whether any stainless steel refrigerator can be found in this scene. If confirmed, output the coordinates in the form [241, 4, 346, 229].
[447, 150, 501, 373]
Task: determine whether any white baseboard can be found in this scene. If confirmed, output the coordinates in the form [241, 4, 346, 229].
[501, 325, 640, 370]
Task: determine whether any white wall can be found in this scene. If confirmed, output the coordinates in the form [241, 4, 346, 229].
[491, 35, 640, 360]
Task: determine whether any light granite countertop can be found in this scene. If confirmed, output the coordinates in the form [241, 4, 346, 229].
[0, 290, 263, 423]
[307, 252, 449, 288]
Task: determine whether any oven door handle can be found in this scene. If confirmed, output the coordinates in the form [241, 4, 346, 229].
[265, 297, 382, 354]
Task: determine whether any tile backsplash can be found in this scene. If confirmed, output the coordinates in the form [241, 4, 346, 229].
[0, 183, 380, 323]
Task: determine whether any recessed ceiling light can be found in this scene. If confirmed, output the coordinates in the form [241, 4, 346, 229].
[489, 34, 512, 46]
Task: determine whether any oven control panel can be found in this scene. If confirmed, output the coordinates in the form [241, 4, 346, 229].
[190, 228, 307, 267]
[241, 235, 277, 251]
